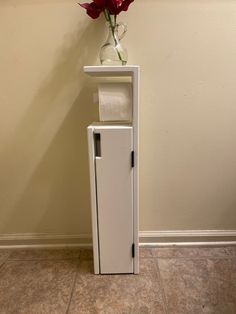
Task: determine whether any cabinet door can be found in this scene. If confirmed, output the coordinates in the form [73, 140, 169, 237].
[95, 127, 133, 274]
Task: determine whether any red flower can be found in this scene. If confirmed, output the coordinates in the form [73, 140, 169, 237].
[106, 0, 134, 15]
[79, 0, 105, 19]
[79, 0, 134, 19]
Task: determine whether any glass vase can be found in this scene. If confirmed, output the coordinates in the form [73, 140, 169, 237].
[100, 15, 128, 66]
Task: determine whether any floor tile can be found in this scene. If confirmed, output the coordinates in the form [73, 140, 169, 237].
[79, 248, 93, 260]
[0, 249, 10, 261]
[157, 258, 236, 314]
[0, 259, 6, 268]
[68, 258, 166, 314]
[225, 246, 236, 257]
[0, 260, 78, 314]
[152, 246, 235, 259]
[9, 248, 81, 260]
[139, 248, 153, 258]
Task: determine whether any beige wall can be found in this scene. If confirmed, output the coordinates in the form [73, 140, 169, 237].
[0, 0, 236, 237]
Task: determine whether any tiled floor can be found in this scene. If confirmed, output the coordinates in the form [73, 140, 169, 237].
[0, 246, 236, 314]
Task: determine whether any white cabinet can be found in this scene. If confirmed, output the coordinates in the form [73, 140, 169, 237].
[85, 66, 139, 275]
[88, 125, 134, 274]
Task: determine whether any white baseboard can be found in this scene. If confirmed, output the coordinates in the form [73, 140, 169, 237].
[139, 230, 236, 247]
[0, 230, 236, 249]
[0, 233, 92, 249]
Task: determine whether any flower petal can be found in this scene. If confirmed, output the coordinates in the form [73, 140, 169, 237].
[79, 3, 91, 9]
[93, 0, 106, 8]
[120, 0, 134, 12]
[79, 2, 102, 19]
[105, 0, 134, 15]
[105, 0, 120, 15]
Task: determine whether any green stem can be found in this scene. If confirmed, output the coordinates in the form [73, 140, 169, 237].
[103, 9, 110, 22]
[105, 11, 124, 64]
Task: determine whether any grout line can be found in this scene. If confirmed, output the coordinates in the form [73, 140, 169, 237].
[65, 265, 79, 314]
[153, 258, 169, 314]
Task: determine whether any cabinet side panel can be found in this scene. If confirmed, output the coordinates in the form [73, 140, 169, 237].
[132, 68, 140, 274]
[87, 126, 100, 274]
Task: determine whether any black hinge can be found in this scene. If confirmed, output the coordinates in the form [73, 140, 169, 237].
[131, 151, 134, 168]
[132, 243, 135, 258]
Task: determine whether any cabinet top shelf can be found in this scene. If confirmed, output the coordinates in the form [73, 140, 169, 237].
[84, 65, 139, 77]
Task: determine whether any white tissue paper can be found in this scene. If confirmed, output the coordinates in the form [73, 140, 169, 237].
[98, 83, 132, 121]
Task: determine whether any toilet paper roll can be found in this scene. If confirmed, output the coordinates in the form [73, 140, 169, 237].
[98, 83, 132, 121]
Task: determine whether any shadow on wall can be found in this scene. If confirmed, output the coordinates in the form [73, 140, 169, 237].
[0, 20, 104, 234]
